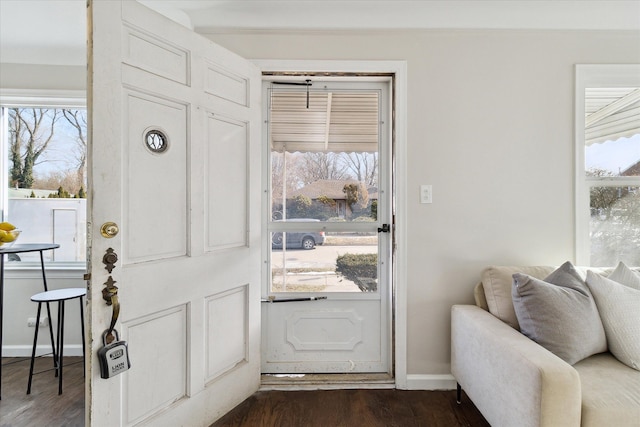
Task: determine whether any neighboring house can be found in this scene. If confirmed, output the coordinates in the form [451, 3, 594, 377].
[287, 179, 378, 219]
[622, 160, 640, 177]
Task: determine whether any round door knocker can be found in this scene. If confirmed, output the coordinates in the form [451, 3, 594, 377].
[144, 129, 169, 153]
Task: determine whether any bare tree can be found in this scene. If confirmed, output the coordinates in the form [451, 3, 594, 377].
[33, 170, 84, 196]
[271, 152, 304, 218]
[588, 168, 623, 219]
[587, 167, 640, 266]
[62, 109, 88, 187]
[344, 152, 378, 187]
[296, 152, 350, 185]
[590, 189, 640, 266]
[8, 108, 59, 188]
[271, 152, 302, 197]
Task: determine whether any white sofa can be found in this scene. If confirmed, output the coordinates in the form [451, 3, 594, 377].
[451, 264, 640, 427]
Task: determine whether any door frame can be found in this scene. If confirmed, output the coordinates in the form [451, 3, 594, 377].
[253, 60, 408, 388]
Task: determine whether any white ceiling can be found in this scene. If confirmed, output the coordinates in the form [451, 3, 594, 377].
[1, 0, 639, 66]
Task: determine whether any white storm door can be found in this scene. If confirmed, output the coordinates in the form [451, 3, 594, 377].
[88, 1, 261, 426]
[262, 79, 392, 374]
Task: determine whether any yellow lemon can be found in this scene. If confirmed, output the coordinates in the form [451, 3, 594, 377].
[0, 222, 16, 231]
[2, 231, 17, 242]
[0, 230, 8, 242]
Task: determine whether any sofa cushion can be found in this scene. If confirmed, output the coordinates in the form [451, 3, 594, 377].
[574, 353, 640, 427]
[608, 261, 640, 289]
[586, 270, 640, 371]
[479, 264, 636, 330]
[473, 282, 489, 311]
[481, 265, 555, 330]
[511, 261, 607, 365]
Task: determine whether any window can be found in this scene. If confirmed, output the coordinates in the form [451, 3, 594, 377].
[576, 65, 640, 266]
[0, 91, 87, 264]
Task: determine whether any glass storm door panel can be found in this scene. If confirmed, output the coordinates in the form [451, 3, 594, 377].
[262, 79, 392, 374]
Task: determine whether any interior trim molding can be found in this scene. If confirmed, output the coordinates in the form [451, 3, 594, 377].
[253, 59, 408, 388]
[0, 88, 85, 107]
[406, 374, 457, 391]
[3, 345, 84, 358]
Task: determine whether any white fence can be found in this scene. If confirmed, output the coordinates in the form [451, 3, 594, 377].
[8, 198, 87, 262]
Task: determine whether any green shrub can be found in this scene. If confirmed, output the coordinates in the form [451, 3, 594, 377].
[353, 216, 375, 222]
[336, 253, 378, 291]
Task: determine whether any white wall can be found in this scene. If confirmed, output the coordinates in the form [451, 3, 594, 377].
[0, 63, 85, 90]
[3, 270, 85, 356]
[203, 29, 640, 378]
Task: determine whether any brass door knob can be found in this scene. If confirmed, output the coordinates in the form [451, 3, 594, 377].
[100, 222, 119, 238]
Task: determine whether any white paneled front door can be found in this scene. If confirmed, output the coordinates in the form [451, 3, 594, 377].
[88, 1, 261, 425]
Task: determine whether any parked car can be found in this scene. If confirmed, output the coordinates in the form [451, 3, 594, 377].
[271, 219, 325, 250]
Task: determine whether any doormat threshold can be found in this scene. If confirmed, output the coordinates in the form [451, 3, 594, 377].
[260, 373, 395, 391]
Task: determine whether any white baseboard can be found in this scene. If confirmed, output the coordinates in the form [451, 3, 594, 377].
[2, 345, 84, 358]
[405, 374, 456, 390]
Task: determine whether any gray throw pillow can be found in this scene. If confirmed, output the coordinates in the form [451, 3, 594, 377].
[512, 261, 607, 365]
[586, 270, 640, 371]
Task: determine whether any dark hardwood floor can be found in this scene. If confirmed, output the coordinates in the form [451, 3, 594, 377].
[1, 358, 489, 427]
[0, 357, 84, 427]
[212, 389, 490, 427]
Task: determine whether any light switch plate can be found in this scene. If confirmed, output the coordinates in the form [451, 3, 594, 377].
[420, 185, 432, 204]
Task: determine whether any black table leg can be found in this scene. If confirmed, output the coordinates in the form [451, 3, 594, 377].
[58, 300, 65, 395]
[40, 251, 58, 374]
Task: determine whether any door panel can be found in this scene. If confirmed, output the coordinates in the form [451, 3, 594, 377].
[205, 64, 249, 106]
[125, 90, 188, 262]
[124, 305, 188, 424]
[206, 114, 248, 249]
[205, 286, 249, 381]
[123, 25, 190, 85]
[88, 1, 261, 425]
[263, 300, 384, 372]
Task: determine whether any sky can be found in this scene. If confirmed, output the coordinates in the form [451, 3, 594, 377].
[585, 134, 640, 175]
[23, 109, 86, 178]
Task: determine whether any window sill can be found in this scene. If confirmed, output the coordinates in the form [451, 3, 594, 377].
[4, 262, 87, 280]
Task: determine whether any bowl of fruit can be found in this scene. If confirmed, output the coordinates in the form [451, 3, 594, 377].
[0, 222, 20, 248]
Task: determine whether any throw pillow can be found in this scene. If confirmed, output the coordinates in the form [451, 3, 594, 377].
[607, 261, 640, 290]
[512, 261, 607, 365]
[585, 270, 640, 371]
[482, 265, 555, 330]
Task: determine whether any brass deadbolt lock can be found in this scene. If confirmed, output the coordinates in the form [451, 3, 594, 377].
[100, 222, 119, 238]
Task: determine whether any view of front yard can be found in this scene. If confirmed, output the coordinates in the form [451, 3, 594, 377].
[590, 185, 640, 266]
[270, 234, 378, 293]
